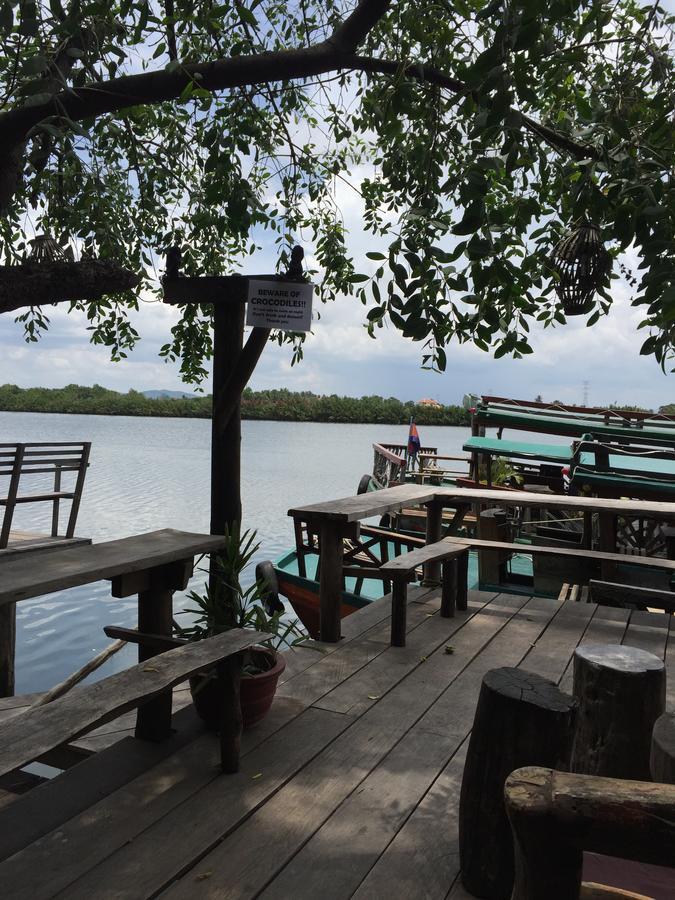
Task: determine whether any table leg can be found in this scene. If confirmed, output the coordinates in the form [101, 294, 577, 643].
[441, 561, 457, 618]
[0, 602, 16, 697]
[598, 512, 618, 581]
[319, 522, 343, 643]
[457, 550, 469, 611]
[135, 582, 174, 741]
[424, 500, 443, 585]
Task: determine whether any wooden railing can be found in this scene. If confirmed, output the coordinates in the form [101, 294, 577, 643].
[0, 442, 91, 549]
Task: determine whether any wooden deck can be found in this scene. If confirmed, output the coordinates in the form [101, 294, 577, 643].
[0, 588, 673, 899]
[0, 530, 91, 558]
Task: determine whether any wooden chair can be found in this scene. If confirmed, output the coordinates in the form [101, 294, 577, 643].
[0, 442, 91, 548]
[505, 766, 675, 900]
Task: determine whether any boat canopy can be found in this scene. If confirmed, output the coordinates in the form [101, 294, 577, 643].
[463, 436, 572, 464]
[474, 404, 675, 446]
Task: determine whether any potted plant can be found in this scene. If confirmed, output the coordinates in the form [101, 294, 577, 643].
[177, 526, 304, 730]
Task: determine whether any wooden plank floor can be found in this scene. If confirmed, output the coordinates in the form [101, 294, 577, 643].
[0, 588, 673, 900]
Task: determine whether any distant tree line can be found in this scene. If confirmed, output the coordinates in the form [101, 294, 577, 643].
[0, 384, 471, 426]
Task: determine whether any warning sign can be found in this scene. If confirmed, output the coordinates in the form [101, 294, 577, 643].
[245, 280, 314, 332]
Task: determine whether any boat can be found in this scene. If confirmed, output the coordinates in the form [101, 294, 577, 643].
[266, 398, 675, 636]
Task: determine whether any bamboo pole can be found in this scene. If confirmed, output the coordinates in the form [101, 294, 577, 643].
[31, 639, 127, 708]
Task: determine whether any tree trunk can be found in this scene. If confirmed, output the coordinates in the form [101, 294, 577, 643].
[459, 667, 577, 900]
[570, 644, 666, 780]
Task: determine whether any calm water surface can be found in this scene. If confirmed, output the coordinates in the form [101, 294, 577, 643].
[2, 412, 473, 693]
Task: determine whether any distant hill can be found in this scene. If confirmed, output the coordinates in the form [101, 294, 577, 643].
[142, 389, 196, 400]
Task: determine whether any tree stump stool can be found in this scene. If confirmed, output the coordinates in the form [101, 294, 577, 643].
[651, 711, 675, 785]
[459, 667, 577, 900]
[570, 644, 666, 781]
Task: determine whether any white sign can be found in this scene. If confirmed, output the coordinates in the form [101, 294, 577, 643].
[245, 280, 314, 332]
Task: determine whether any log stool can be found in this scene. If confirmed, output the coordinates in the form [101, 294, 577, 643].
[570, 644, 666, 781]
[651, 711, 675, 785]
[459, 667, 577, 900]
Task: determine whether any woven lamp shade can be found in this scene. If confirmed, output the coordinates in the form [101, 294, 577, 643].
[28, 234, 68, 262]
[550, 221, 611, 316]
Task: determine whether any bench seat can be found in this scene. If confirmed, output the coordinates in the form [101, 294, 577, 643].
[0, 628, 270, 780]
[380, 543, 470, 645]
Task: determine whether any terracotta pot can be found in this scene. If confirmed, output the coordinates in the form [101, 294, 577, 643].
[190, 645, 286, 731]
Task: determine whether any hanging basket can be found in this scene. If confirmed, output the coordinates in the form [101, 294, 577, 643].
[550, 221, 611, 316]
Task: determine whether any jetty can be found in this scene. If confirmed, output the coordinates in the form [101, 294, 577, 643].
[0, 573, 672, 898]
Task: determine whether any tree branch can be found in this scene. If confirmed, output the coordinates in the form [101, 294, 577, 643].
[328, 0, 391, 52]
[0, 0, 596, 211]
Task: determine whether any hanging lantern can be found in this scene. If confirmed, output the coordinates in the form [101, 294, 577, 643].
[28, 234, 67, 262]
[550, 220, 611, 316]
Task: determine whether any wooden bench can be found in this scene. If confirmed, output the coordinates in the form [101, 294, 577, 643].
[440, 535, 675, 589]
[0, 442, 90, 549]
[505, 767, 675, 899]
[588, 580, 675, 613]
[380, 543, 470, 646]
[0, 528, 225, 698]
[0, 628, 269, 780]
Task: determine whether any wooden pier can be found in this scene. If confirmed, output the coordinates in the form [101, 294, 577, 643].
[0, 585, 672, 898]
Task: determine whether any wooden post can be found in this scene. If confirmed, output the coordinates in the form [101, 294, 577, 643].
[319, 521, 343, 643]
[570, 644, 666, 780]
[477, 508, 506, 587]
[663, 525, 675, 560]
[135, 574, 175, 741]
[0, 603, 16, 697]
[441, 560, 456, 618]
[210, 300, 245, 541]
[597, 512, 618, 579]
[423, 500, 443, 584]
[651, 712, 675, 784]
[391, 579, 407, 646]
[218, 653, 243, 773]
[459, 667, 576, 900]
[455, 548, 468, 611]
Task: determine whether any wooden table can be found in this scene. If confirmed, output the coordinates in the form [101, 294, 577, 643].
[0, 529, 225, 704]
[289, 486, 675, 642]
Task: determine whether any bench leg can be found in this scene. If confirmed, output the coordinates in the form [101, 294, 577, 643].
[441, 560, 456, 618]
[457, 550, 468, 611]
[391, 580, 407, 647]
[219, 653, 243, 773]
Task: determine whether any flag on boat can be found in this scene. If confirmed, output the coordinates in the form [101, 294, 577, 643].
[408, 421, 421, 456]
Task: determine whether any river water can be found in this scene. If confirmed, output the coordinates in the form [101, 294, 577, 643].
[1, 412, 472, 693]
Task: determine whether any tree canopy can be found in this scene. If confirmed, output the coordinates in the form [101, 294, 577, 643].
[0, 0, 674, 380]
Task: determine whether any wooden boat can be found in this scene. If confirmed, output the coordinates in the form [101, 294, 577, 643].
[270, 400, 675, 636]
